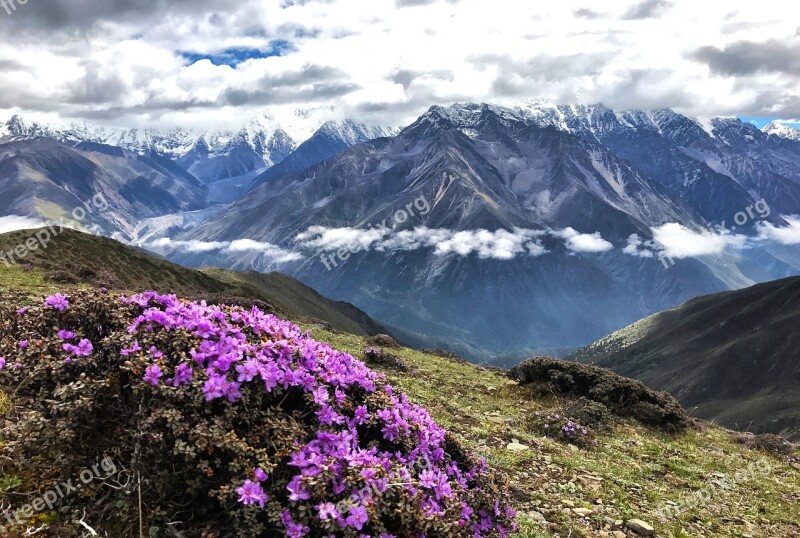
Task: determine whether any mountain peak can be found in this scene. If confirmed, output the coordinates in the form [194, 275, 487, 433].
[764, 120, 800, 142]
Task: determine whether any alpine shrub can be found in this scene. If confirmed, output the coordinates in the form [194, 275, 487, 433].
[0, 290, 516, 537]
[509, 357, 688, 432]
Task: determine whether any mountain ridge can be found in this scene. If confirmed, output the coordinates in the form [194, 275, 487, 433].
[569, 275, 800, 440]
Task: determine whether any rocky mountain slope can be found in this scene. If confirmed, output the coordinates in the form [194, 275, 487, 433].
[167, 103, 800, 361]
[570, 276, 800, 441]
[0, 138, 207, 239]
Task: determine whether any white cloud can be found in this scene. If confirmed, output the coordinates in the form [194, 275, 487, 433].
[2, 0, 799, 128]
[622, 233, 655, 257]
[552, 227, 614, 253]
[651, 222, 747, 257]
[432, 228, 545, 259]
[295, 225, 390, 252]
[757, 215, 800, 245]
[0, 215, 48, 234]
[150, 237, 302, 262]
[298, 225, 557, 259]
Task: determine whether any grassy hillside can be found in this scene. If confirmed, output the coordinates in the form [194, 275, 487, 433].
[570, 277, 800, 441]
[307, 330, 800, 538]
[0, 230, 798, 537]
[0, 228, 386, 336]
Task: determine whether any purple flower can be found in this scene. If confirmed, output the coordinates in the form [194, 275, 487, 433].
[74, 339, 93, 357]
[317, 502, 339, 521]
[16, 307, 29, 315]
[345, 505, 369, 530]
[44, 293, 69, 311]
[148, 346, 164, 359]
[18, 340, 28, 349]
[121, 341, 141, 356]
[235, 359, 259, 382]
[287, 476, 310, 501]
[202, 372, 227, 401]
[170, 363, 193, 387]
[110, 290, 515, 535]
[0, 357, 5, 371]
[236, 480, 268, 508]
[65, 339, 93, 357]
[57, 330, 76, 340]
[143, 364, 163, 386]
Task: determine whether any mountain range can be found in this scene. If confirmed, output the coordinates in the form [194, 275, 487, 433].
[2, 102, 800, 361]
[160, 102, 800, 360]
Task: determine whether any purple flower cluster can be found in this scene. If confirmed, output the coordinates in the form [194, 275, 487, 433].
[561, 420, 589, 438]
[114, 291, 515, 537]
[44, 293, 69, 312]
[534, 412, 594, 447]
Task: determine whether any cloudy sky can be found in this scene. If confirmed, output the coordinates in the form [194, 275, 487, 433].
[0, 0, 798, 129]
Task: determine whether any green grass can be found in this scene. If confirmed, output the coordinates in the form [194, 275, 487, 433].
[1, 232, 798, 537]
[309, 327, 800, 538]
[0, 228, 381, 336]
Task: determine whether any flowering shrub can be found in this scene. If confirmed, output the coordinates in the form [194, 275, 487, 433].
[530, 412, 596, 449]
[0, 289, 515, 536]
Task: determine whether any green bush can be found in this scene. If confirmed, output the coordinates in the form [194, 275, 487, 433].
[0, 290, 516, 537]
[563, 397, 614, 431]
[509, 357, 689, 432]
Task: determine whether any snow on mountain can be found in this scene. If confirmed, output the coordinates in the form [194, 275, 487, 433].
[160, 102, 800, 362]
[248, 119, 400, 190]
[0, 110, 396, 184]
[763, 120, 800, 142]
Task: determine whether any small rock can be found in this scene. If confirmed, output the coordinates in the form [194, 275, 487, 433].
[527, 511, 546, 522]
[563, 500, 576, 507]
[506, 441, 529, 452]
[613, 532, 626, 538]
[573, 508, 594, 516]
[626, 519, 655, 536]
[488, 416, 506, 425]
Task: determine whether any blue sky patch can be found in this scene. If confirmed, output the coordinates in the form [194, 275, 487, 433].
[181, 40, 295, 67]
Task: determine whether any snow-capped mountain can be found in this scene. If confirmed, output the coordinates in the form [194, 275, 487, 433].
[514, 100, 800, 219]
[763, 120, 800, 142]
[0, 111, 396, 185]
[4, 102, 800, 361]
[164, 102, 800, 361]
[0, 115, 109, 144]
[249, 120, 399, 189]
